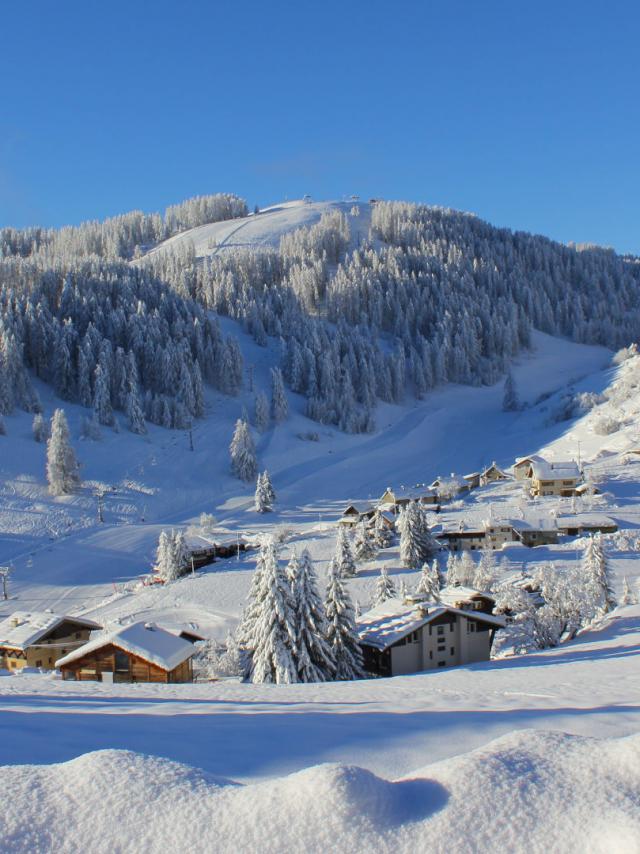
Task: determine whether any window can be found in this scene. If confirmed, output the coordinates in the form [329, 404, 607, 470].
[450, 623, 454, 632]
[75, 632, 81, 639]
[36, 660, 42, 667]
[429, 651, 433, 660]
[467, 622, 476, 633]
[437, 661, 446, 668]
[450, 647, 455, 656]
[437, 626, 444, 636]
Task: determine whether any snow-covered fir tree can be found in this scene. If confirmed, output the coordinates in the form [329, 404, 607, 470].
[473, 551, 495, 592]
[398, 501, 436, 568]
[416, 561, 441, 601]
[254, 390, 270, 432]
[373, 567, 397, 606]
[288, 549, 336, 682]
[254, 472, 273, 513]
[583, 534, 616, 617]
[353, 519, 376, 561]
[457, 551, 476, 586]
[270, 367, 289, 423]
[334, 526, 357, 578]
[46, 409, 80, 495]
[324, 558, 364, 680]
[92, 363, 114, 427]
[621, 576, 635, 605]
[154, 529, 190, 582]
[248, 539, 298, 684]
[502, 370, 520, 412]
[32, 412, 48, 443]
[229, 418, 258, 482]
[371, 510, 393, 548]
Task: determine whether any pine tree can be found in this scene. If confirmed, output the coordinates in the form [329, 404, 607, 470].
[249, 539, 298, 684]
[92, 363, 114, 426]
[583, 534, 616, 617]
[372, 510, 393, 548]
[270, 367, 289, 423]
[254, 472, 272, 513]
[474, 551, 495, 592]
[447, 552, 461, 587]
[154, 530, 174, 581]
[353, 519, 376, 561]
[373, 567, 397, 606]
[334, 526, 357, 578]
[229, 418, 258, 481]
[458, 551, 476, 586]
[621, 576, 635, 605]
[416, 561, 441, 601]
[398, 501, 435, 568]
[46, 409, 80, 495]
[324, 559, 364, 680]
[32, 413, 48, 443]
[289, 549, 336, 682]
[262, 469, 276, 504]
[254, 391, 270, 432]
[502, 370, 520, 412]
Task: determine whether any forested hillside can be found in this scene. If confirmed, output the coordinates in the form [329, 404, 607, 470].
[1, 195, 639, 436]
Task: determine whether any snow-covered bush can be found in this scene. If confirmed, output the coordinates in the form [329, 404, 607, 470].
[592, 416, 621, 436]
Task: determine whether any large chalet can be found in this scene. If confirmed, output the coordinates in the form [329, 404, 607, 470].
[0, 611, 100, 671]
[358, 587, 505, 677]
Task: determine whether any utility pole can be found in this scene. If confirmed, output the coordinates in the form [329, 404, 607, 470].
[95, 490, 105, 523]
[0, 567, 10, 601]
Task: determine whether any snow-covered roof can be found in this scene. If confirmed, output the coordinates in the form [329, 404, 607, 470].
[358, 594, 504, 650]
[439, 586, 496, 605]
[530, 460, 581, 481]
[0, 611, 100, 651]
[513, 454, 545, 467]
[56, 622, 196, 671]
[556, 515, 616, 529]
[342, 503, 374, 516]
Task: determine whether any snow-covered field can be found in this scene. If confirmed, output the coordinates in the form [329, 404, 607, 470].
[142, 198, 371, 261]
[2, 252, 640, 849]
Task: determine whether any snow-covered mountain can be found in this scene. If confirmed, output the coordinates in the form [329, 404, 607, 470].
[2, 194, 640, 851]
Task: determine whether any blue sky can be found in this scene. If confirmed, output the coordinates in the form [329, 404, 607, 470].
[1, 1, 638, 253]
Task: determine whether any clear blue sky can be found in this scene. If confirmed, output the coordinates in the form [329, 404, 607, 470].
[1, 1, 638, 253]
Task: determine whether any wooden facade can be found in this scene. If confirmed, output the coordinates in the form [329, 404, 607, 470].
[0, 620, 96, 672]
[59, 642, 193, 684]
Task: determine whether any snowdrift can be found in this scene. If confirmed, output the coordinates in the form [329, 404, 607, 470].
[2, 730, 638, 853]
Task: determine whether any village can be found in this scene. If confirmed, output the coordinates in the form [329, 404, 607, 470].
[0, 448, 625, 685]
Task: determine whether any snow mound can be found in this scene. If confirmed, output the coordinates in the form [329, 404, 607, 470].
[2, 730, 639, 853]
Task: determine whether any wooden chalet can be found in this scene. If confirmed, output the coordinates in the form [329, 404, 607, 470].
[0, 611, 100, 672]
[463, 472, 481, 490]
[57, 622, 196, 683]
[378, 487, 439, 512]
[480, 462, 509, 486]
[339, 503, 375, 526]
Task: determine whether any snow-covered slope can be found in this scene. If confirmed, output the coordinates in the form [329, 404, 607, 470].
[2, 728, 638, 853]
[142, 199, 370, 261]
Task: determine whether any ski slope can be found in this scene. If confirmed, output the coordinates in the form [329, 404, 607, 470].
[142, 199, 371, 261]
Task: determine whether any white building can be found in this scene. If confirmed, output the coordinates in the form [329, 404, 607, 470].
[358, 588, 505, 677]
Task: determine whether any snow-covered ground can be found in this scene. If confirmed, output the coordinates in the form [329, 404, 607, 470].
[2, 308, 640, 849]
[141, 198, 370, 261]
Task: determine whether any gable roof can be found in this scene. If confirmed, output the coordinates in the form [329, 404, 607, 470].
[514, 454, 545, 467]
[56, 622, 196, 672]
[357, 594, 504, 650]
[530, 460, 581, 481]
[0, 611, 101, 651]
[342, 503, 374, 516]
